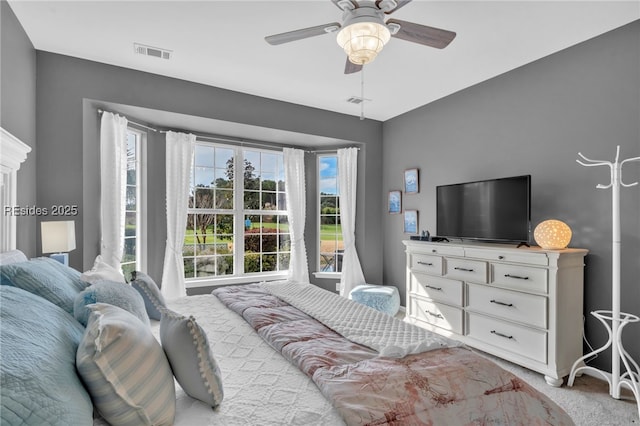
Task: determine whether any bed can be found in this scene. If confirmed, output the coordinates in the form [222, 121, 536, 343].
[0, 251, 574, 425]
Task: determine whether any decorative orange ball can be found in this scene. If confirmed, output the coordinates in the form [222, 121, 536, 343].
[534, 220, 572, 249]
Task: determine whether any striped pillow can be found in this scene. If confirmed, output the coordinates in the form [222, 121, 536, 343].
[160, 309, 224, 407]
[76, 303, 176, 426]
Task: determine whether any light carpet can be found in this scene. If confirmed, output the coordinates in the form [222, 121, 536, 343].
[476, 349, 638, 426]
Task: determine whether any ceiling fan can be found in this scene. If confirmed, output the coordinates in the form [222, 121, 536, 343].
[265, 0, 456, 74]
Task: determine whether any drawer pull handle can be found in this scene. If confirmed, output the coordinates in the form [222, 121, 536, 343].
[490, 299, 514, 307]
[425, 310, 443, 319]
[424, 285, 443, 291]
[498, 255, 505, 260]
[454, 267, 474, 272]
[491, 330, 514, 340]
[417, 261, 434, 266]
[504, 274, 529, 280]
[431, 249, 437, 253]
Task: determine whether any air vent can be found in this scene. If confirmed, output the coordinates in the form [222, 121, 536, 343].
[134, 43, 172, 60]
[346, 96, 370, 105]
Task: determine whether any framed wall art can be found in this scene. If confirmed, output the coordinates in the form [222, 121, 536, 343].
[404, 168, 419, 194]
[388, 190, 401, 214]
[404, 210, 418, 234]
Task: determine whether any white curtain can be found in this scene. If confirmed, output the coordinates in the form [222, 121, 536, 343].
[338, 147, 366, 297]
[161, 131, 195, 299]
[283, 148, 309, 283]
[99, 112, 128, 269]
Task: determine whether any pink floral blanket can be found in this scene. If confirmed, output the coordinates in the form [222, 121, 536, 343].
[212, 284, 573, 425]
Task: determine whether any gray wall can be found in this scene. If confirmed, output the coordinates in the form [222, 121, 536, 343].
[35, 52, 383, 289]
[382, 20, 640, 373]
[1, 0, 37, 256]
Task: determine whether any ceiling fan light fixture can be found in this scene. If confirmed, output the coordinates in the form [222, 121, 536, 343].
[337, 21, 390, 65]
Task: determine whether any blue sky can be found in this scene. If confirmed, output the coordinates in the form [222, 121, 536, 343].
[319, 156, 338, 195]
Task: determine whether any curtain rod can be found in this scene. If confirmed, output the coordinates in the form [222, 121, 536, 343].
[97, 109, 158, 133]
[98, 108, 358, 152]
[308, 148, 360, 154]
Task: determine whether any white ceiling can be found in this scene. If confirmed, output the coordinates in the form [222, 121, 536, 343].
[8, 1, 640, 121]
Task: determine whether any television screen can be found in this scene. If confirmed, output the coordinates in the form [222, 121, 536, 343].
[436, 175, 531, 243]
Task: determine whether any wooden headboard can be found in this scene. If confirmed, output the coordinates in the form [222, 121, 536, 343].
[1, 127, 31, 251]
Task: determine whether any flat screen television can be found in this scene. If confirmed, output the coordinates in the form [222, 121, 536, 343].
[436, 175, 531, 243]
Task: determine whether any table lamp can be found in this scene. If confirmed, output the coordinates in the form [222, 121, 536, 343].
[41, 220, 76, 265]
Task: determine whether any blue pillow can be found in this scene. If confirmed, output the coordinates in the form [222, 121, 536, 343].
[0, 257, 85, 313]
[74, 280, 150, 327]
[35, 257, 89, 292]
[160, 308, 224, 407]
[0, 286, 93, 425]
[130, 271, 166, 320]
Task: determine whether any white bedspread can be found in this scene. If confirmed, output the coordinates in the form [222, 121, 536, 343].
[262, 280, 459, 358]
[95, 293, 344, 426]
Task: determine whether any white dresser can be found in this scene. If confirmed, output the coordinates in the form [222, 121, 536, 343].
[403, 239, 588, 386]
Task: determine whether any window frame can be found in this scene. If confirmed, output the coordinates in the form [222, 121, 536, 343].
[120, 126, 147, 279]
[185, 141, 289, 289]
[314, 152, 342, 279]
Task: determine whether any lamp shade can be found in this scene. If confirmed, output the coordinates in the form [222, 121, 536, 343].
[41, 220, 76, 253]
[336, 21, 391, 65]
[534, 219, 572, 250]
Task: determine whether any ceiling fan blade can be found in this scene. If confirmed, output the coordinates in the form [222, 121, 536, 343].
[265, 22, 341, 45]
[344, 58, 363, 74]
[387, 19, 456, 49]
[376, 0, 412, 14]
[331, 0, 359, 11]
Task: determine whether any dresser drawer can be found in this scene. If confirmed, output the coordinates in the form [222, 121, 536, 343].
[445, 258, 487, 283]
[410, 298, 463, 334]
[411, 273, 463, 306]
[466, 283, 547, 328]
[466, 312, 547, 363]
[465, 247, 549, 266]
[411, 253, 443, 275]
[491, 264, 548, 293]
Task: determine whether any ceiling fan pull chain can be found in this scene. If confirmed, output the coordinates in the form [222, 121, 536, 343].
[360, 63, 365, 120]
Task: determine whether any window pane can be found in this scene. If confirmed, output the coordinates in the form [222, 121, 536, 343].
[279, 234, 291, 251]
[261, 234, 277, 252]
[184, 258, 195, 278]
[244, 253, 260, 273]
[261, 254, 277, 272]
[261, 173, 276, 191]
[195, 167, 215, 188]
[194, 188, 214, 209]
[262, 192, 276, 210]
[277, 192, 286, 210]
[125, 212, 136, 233]
[278, 253, 290, 270]
[244, 191, 259, 210]
[126, 186, 136, 210]
[217, 255, 233, 275]
[215, 189, 233, 209]
[244, 233, 260, 253]
[195, 145, 214, 167]
[214, 168, 232, 188]
[215, 147, 234, 169]
[126, 133, 137, 185]
[123, 237, 136, 258]
[216, 214, 234, 235]
[319, 156, 338, 195]
[185, 214, 195, 236]
[196, 257, 216, 277]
